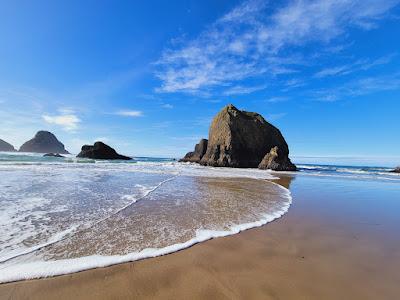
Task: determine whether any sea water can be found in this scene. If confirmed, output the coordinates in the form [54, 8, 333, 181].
[0, 152, 291, 282]
[0, 152, 398, 282]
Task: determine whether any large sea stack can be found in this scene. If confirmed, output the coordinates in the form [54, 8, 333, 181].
[77, 141, 132, 160]
[0, 139, 16, 152]
[182, 104, 296, 171]
[180, 139, 208, 163]
[19, 131, 69, 154]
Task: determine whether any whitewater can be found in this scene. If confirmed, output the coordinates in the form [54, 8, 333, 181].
[0, 152, 292, 283]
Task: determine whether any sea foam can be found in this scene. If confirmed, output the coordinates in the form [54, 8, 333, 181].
[0, 153, 289, 283]
[0, 181, 291, 283]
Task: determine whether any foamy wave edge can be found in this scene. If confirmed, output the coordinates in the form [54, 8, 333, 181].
[0, 181, 291, 284]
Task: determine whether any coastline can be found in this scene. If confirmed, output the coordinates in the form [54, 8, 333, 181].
[0, 175, 292, 283]
[1, 174, 399, 299]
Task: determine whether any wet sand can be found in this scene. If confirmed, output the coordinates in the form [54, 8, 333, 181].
[1, 175, 399, 299]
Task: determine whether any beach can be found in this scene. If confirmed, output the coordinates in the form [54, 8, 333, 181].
[1, 174, 399, 299]
[2, 0, 400, 298]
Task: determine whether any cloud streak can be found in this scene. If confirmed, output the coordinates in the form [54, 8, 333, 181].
[155, 0, 399, 94]
[314, 54, 396, 78]
[223, 84, 267, 95]
[115, 110, 144, 117]
[313, 72, 400, 102]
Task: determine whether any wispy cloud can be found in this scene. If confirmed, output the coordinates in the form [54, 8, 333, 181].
[314, 54, 396, 78]
[155, 0, 399, 94]
[313, 72, 400, 101]
[266, 96, 289, 103]
[115, 110, 144, 117]
[162, 103, 174, 109]
[42, 113, 81, 131]
[223, 84, 267, 95]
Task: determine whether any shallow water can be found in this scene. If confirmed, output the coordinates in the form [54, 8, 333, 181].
[1, 152, 398, 282]
[0, 153, 290, 282]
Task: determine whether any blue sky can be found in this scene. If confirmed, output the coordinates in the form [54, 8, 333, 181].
[0, 0, 399, 163]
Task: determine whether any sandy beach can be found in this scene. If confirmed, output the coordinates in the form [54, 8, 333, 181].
[2, 0, 400, 298]
[1, 174, 399, 299]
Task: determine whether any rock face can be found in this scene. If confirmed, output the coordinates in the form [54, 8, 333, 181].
[77, 141, 132, 160]
[43, 153, 65, 158]
[390, 167, 400, 173]
[258, 146, 297, 171]
[180, 139, 208, 163]
[19, 131, 69, 154]
[0, 139, 16, 152]
[191, 104, 296, 171]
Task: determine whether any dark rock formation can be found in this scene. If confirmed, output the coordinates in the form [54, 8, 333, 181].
[43, 153, 65, 158]
[195, 104, 295, 171]
[258, 146, 297, 171]
[0, 139, 16, 152]
[77, 141, 132, 160]
[390, 167, 400, 173]
[180, 139, 208, 163]
[19, 131, 69, 154]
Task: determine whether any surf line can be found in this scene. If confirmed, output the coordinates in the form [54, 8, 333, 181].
[0, 172, 181, 265]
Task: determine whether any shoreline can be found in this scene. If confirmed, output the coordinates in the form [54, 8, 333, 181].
[0, 177, 292, 284]
[1, 175, 400, 299]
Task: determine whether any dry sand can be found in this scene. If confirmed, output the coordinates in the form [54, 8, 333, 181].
[1, 175, 399, 299]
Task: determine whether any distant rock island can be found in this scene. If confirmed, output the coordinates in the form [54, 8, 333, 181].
[0, 139, 16, 152]
[181, 104, 296, 171]
[77, 141, 132, 160]
[43, 153, 65, 158]
[19, 131, 69, 154]
[391, 167, 400, 173]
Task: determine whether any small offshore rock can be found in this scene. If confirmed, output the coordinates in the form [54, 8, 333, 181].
[77, 141, 132, 160]
[43, 153, 65, 158]
[390, 167, 400, 173]
[180, 139, 208, 163]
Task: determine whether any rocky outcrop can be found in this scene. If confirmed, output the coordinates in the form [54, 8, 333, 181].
[77, 141, 132, 160]
[390, 167, 400, 173]
[0, 139, 16, 152]
[196, 104, 296, 171]
[43, 153, 65, 158]
[258, 146, 297, 171]
[180, 139, 208, 163]
[19, 131, 69, 154]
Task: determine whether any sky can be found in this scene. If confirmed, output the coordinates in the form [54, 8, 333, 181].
[0, 0, 400, 163]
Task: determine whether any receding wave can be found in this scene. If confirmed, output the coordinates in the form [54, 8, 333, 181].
[0, 153, 290, 283]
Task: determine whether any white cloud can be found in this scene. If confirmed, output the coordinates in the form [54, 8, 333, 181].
[162, 103, 174, 109]
[266, 96, 289, 103]
[313, 72, 400, 101]
[314, 54, 395, 78]
[115, 110, 143, 117]
[223, 84, 267, 95]
[314, 65, 352, 78]
[42, 113, 81, 131]
[155, 0, 399, 94]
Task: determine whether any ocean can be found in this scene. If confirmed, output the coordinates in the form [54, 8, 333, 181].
[0, 152, 398, 282]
